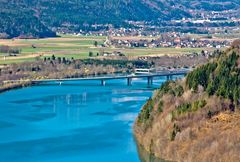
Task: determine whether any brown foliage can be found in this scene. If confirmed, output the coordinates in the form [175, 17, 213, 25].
[134, 88, 239, 162]
[232, 39, 240, 49]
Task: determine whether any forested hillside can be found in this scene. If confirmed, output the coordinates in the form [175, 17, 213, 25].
[0, 0, 56, 38]
[134, 40, 240, 162]
[0, 0, 240, 38]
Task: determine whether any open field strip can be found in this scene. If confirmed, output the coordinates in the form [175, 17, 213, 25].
[0, 36, 216, 64]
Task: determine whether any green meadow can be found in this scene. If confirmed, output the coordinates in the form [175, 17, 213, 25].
[0, 35, 214, 65]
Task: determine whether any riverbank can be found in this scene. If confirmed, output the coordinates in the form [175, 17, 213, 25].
[0, 71, 126, 94]
[0, 58, 149, 94]
[0, 81, 33, 93]
[0, 55, 197, 94]
[134, 46, 240, 162]
[134, 110, 240, 162]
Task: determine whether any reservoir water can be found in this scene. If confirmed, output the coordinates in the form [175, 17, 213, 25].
[0, 76, 181, 162]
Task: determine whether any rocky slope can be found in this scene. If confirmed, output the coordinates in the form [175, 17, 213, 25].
[134, 40, 240, 162]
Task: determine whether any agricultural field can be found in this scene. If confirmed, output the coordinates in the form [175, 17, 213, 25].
[0, 35, 216, 65]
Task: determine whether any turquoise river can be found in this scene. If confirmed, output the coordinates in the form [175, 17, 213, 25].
[0, 76, 182, 162]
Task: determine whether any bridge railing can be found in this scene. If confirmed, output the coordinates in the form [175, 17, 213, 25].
[134, 68, 190, 75]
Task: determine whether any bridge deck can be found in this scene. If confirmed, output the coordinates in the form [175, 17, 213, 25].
[32, 70, 188, 83]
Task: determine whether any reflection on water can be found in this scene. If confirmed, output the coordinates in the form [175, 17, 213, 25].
[0, 76, 182, 162]
[136, 143, 171, 162]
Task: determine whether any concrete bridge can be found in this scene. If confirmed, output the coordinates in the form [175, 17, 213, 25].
[31, 68, 190, 86]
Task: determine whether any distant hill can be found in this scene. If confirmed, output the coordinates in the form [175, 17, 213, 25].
[0, 0, 56, 38]
[0, 0, 239, 38]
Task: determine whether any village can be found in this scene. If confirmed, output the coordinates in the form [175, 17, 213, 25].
[103, 33, 231, 49]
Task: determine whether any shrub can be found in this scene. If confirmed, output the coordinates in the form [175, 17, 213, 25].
[175, 85, 184, 97]
[158, 81, 184, 97]
[174, 100, 207, 116]
[138, 98, 154, 123]
[171, 123, 181, 141]
[158, 100, 164, 113]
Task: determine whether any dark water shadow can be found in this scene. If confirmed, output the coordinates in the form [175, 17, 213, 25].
[136, 142, 172, 162]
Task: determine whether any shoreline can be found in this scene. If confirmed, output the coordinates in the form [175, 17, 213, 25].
[0, 81, 33, 94]
[0, 71, 131, 94]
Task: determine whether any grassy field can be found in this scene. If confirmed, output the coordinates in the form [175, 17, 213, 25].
[0, 35, 215, 65]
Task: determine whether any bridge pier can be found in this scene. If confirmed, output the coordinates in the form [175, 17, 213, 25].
[127, 78, 132, 86]
[147, 76, 153, 85]
[101, 79, 106, 86]
[166, 75, 173, 80]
